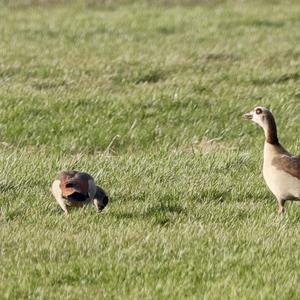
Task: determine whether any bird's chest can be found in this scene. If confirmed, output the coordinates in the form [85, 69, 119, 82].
[263, 161, 300, 200]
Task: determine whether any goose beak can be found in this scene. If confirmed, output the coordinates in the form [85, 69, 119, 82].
[243, 112, 253, 120]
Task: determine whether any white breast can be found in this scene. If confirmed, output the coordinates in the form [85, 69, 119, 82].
[263, 161, 300, 200]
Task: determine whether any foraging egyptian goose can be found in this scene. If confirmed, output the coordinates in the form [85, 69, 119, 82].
[51, 171, 108, 215]
[244, 106, 300, 214]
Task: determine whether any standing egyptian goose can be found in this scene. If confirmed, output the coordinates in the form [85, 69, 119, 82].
[244, 106, 300, 214]
[51, 171, 108, 215]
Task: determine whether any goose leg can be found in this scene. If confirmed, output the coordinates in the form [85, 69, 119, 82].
[277, 199, 285, 215]
[54, 194, 69, 216]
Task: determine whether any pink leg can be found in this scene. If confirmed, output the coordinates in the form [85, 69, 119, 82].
[277, 206, 285, 215]
[277, 199, 285, 215]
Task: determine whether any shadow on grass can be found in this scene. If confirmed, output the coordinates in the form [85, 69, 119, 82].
[248, 20, 284, 28]
[222, 19, 285, 30]
[202, 53, 239, 63]
[87, 0, 225, 8]
[0, 205, 26, 222]
[193, 189, 231, 203]
[252, 72, 300, 86]
[0, 181, 17, 193]
[113, 67, 165, 85]
[31, 80, 73, 90]
[111, 201, 187, 227]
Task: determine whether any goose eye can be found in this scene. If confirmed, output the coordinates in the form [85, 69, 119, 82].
[256, 108, 262, 115]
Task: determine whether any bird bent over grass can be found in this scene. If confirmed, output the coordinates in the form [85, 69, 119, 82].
[51, 171, 108, 215]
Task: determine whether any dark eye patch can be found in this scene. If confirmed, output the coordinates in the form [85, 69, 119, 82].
[256, 108, 263, 115]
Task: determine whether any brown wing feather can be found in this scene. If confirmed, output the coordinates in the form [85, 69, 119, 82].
[74, 178, 89, 195]
[59, 172, 78, 197]
[57, 171, 93, 198]
[272, 155, 300, 180]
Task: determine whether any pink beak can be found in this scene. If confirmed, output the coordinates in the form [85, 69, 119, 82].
[243, 112, 253, 120]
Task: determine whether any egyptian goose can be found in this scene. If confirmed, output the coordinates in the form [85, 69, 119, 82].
[51, 171, 108, 215]
[244, 106, 300, 214]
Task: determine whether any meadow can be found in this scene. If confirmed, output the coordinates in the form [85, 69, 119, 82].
[1, 0, 300, 298]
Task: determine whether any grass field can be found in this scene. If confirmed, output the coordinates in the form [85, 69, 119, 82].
[1, 0, 300, 298]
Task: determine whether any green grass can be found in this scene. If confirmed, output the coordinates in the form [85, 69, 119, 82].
[1, 0, 300, 298]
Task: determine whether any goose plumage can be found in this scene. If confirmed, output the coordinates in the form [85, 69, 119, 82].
[244, 106, 300, 214]
[51, 171, 108, 215]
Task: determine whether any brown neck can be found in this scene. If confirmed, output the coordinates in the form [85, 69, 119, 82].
[264, 114, 279, 145]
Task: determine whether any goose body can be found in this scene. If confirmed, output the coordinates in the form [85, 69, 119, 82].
[263, 144, 300, 203]
[51, 171, 108, 215]
[244, 106, 300, 214]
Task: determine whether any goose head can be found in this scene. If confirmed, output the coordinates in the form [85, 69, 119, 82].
[243, 106, 274, 129]
[243, 106, 278, 144]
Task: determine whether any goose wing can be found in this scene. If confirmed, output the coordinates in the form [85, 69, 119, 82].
[272, 155, 300, 181]
[58, 171, 95, 202]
